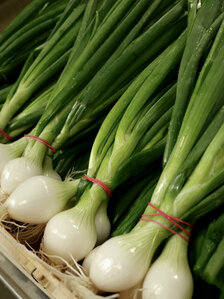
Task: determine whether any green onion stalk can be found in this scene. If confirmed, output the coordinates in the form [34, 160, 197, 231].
[193, 212, 224, 278]
[0, 85, 12, 107]
[34, 0, 187, 138]
[0, 0, 70, 81]
[49, 0, 187, 166]
[164, 0, 224, 165]
[202, 237, 224, 290]
[111, 169, 161, 236]
[40, 32, 185, 263]
[5, 83, 56, 139]
[187, 0, 198, 36]
[152, 18, 224, 212]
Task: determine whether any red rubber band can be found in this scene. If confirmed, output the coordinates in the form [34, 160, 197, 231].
[147, 203, 192, 237]
[24, 134, 57, 153]
[82, 176, 112, 197]
[140, 202, 193, 241]
[0, 129, 12, 141]
[148, 203, 194, 227]
[140, 218, 190, 242]
[142, 213, 191, 237]
[142, 213, 193, 228]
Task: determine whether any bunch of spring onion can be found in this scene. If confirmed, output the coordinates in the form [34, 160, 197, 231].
[83, 142, 224, 297]
[3, 30, 183, 230]
[39, 30, 186, 261]
[85, 172, 224, 297]
[140, 173, 224, 299]
[83, 1, 224, 292]
[0, 0, 187, 212]
[1, 0, 186, 238]
[89, 119, 224, 292]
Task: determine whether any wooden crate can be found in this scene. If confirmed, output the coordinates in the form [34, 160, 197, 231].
[0, 226, 80, 299]
[0, 224, 119, 299]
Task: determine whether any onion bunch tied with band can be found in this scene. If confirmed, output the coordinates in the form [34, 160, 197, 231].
[0, 0, 186, 214]
[88, 0, 224, 293]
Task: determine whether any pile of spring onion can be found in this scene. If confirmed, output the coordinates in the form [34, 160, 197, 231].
[0, 0, 224, 298]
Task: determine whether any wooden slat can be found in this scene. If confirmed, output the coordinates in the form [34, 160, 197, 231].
[0, 226, 76, 299]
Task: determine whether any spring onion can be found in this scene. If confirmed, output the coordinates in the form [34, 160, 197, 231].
[5, 176, 80, 224]
[142, 234, 193, 299]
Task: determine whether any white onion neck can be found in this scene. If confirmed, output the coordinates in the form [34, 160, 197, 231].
[43, 156, 61, 180]
[159, 233, 189, 267]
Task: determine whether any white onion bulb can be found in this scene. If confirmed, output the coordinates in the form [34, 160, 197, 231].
[5, 176, 79, 223]
[42, 205, 97, 263]
[89, 222, 169, 293]
[142, 234, 193, 299]
[89, 232, 149, 292]
[1, 157, 42, 194]
[82, 246, 101, 276]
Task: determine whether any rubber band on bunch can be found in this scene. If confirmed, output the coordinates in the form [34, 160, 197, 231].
[140, 202, 193, 242]
[0, 129, 12, 141]
[24, 134, 57, 153]
[82, 176, 112, 197]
